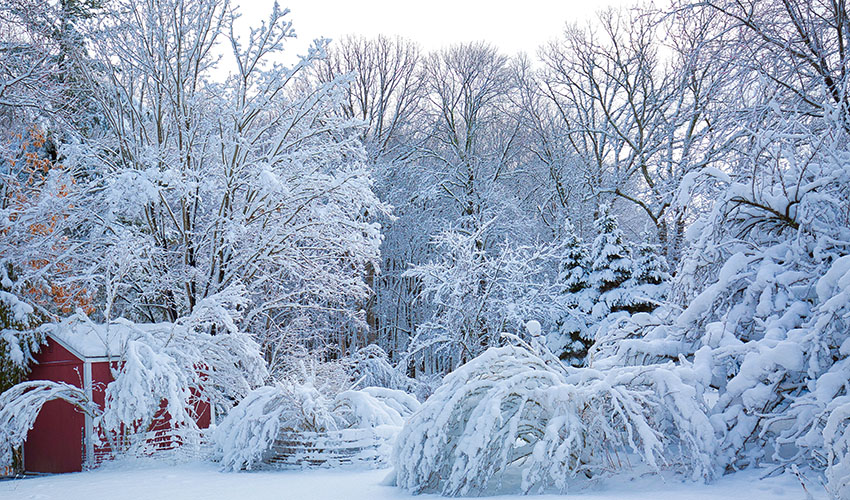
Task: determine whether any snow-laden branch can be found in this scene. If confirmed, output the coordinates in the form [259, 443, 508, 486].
[392, 344, 717, 495]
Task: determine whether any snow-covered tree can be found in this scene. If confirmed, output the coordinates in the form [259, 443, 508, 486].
[47, 0, 390, 362]
[392, 339, 716, 495]
[0, 265, 44, 393]
[588, 203, 632, 320]
[540, 7, 735, 265]
[347, 344, 419, 395]
[550, 218, 592, 365]
[559, 218, 591, 299]
[623, 231, 670, 314]
[405, 223, 563, 375]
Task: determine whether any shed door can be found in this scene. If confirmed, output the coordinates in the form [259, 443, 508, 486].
[24, 339, 86, 473]
[24, 396, 85, 473]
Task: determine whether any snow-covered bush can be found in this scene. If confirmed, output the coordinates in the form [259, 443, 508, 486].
[347, 345, 418, 393]
[214, 381, 339, 471]
[823, 397, 850, 499]
[215, 382, 419, 471]
[0, 380, 96, 467]
[392, 341, 717, 495]
[781, 254, 850, 497]
[334, 387, 420, 428]
[593, 135, 850, 485]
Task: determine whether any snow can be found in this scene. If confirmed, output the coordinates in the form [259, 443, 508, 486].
[45, 315, 174, 359]
[0, 462, 827, 500]
[0, 291, 33, 325]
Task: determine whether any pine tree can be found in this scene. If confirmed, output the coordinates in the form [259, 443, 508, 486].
[624, 232, 670, 313]
[559, 218, 590, 298]
[0, 263, 44, 393]
[588, 203, 632, 319]
[552, 218, 592, 365]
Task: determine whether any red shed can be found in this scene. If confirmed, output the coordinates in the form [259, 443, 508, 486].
[23, 318, 211, 473]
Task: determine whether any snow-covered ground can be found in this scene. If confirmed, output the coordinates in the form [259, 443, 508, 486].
[0, 462, 827, 500]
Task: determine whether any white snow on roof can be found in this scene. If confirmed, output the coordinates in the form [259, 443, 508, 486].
[46, 315, 175, 359]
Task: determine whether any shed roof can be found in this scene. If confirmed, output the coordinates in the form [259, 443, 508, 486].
[45, 315, 175, 359]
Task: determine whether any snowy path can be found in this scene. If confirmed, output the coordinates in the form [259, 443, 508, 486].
[0, 463, 826, 500]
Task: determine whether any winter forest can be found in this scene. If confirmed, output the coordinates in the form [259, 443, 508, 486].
[0, 0, 849, 498]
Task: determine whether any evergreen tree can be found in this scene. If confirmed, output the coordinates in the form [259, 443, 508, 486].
[559, 218, 590, 298]
[588, 203, 632, 319]
[551, 218, 592, 365]
[0, 263, 44, 393]
[624, 232, 670, 313]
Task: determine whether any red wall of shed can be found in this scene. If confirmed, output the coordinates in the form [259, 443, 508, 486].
[24, 337, 213, 472]
[23, 338, 85, 473]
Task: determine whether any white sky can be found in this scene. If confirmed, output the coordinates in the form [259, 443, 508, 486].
[236, 0, 635, 63]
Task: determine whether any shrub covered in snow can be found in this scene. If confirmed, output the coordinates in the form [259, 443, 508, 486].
[92, 285, 268, 449]
[334, 387, 420, 429]
[347, 345, 419, 394]
[593, 146, 850, 494]
[392, 341, 717, 495]
[215, 382, 420, 471]
[214, 382, 338, 471]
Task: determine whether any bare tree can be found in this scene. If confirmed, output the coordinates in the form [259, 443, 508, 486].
[700, 0, 850, 134]
[540, 7, 734, 263]
[314, 35, 427, 166]
[422, 42, 522, 238]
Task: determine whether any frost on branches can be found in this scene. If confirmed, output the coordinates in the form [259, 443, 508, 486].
[391, 341, 717, 496]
